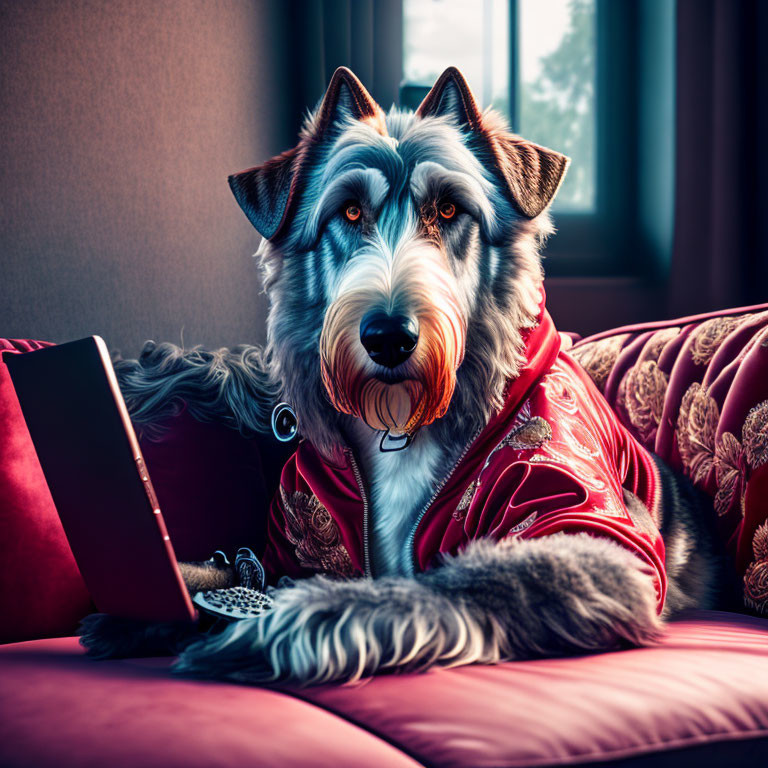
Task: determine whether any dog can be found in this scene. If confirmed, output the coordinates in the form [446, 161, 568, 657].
[82, 66, 721, 685]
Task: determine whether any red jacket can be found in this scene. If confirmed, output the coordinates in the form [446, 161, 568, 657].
[263, 310, 667, 612]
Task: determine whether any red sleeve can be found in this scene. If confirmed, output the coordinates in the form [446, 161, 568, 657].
[261, 447, 361, 583]
[466, 362, 667, 612]
[478, 458, 666, 611]
[260, 453, 314, 584]
[261, 486, 309, 584]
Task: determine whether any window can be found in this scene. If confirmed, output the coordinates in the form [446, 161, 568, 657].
[403, 0, 510, 117]
[401, 1, 675, 278]
[517, 0, 595, 212]
[403, 0, 595, 213]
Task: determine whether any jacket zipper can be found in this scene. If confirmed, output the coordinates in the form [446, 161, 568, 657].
[406, 426, 484, 576]
[345, 448, 372, 578]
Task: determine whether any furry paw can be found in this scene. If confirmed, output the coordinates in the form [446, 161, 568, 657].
[173, 575, 468, 685]
[79, 613, 200, 659]
[173, 534, 664, 686]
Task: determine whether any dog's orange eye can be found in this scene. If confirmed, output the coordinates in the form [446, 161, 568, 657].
[345, 203, 362, 222]
[438, 202, 456, 221]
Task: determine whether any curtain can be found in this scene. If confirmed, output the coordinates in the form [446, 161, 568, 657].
[272, 0, 403, 141]
[669, 0, 768, 316]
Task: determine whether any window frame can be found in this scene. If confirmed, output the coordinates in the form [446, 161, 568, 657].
[400, 0, 675, 279]
[525, 0, 638, 277]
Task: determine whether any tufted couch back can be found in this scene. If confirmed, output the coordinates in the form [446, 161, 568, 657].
[570, 304, 768, 615]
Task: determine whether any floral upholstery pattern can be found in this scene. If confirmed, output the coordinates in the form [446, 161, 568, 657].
[571, 305, 768, 614]
[744, 522, 768, 613]
[569, 333, 630, 393]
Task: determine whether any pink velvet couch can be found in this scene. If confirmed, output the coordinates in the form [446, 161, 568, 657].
[3, 304, 768, 767]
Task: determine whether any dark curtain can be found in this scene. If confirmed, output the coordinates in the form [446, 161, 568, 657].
[669, 0, 768, 316]
[271, 0, 402, 142]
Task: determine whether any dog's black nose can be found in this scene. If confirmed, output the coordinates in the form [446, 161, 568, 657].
[360, 311, 419, 368]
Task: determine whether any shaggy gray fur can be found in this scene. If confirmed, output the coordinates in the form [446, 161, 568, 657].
[651, 458, 724, 615]
[113, 341, 279, 439]
[172, 533, 662, 685]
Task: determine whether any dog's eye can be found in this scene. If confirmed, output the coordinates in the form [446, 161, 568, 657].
[344, 202, 362, 223]
[438, 201, 456, 221]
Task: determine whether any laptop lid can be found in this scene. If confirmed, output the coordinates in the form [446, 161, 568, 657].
[7, 336, 196, 623]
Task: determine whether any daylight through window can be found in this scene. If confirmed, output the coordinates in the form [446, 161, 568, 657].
[403, 0, 596, 212]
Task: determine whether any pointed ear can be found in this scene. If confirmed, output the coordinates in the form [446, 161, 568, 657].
[228, 67, 384, 241]
[228, 146, 301, 240]
[489, 134, 570, 218]
[312, 66, 384, 136]
[415, 66, 483, 130]
[416, 66, 570, 218]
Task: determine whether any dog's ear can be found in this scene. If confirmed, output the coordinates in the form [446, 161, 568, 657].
[487, 133, 571, 219]
[311, 66, 384, 137]
[417, 66, 570, 218]
[228, 147, 301, 241]
[416, 66, 484, 131]
[229, 68, 383, 240]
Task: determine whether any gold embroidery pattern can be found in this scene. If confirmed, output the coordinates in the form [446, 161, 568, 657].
[484, 400, 554, 472]
[570, 334, 630, 392]
[453, 479, 479, 522]
[707, 400, 768, 518]
[714, 431, 745, 517]
[689, 315, 744, 366]
[645, 327, 680, 361]
[677, 383, 720, 486]
[508, 511, 538, 535]
[744, 522, 768, 614]
[501, 416, 553, 451]
[280, 486, 355, 577]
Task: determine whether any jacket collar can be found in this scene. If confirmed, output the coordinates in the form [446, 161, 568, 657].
[459, 304, 561, 470]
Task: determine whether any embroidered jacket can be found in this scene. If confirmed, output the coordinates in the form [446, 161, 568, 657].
[262, 309, 667, 612]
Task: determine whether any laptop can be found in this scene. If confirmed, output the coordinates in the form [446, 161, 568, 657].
[7, 336, 198, 623]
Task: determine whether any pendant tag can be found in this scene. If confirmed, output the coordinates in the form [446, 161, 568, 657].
[379, 430, 413, 452]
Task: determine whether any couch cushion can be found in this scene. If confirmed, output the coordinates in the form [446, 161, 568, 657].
[1, 612, 766, 768]
[0, 339, 91, 643]
[0, 637, 423, 768]
[569, 306, 768, 614]
[300, 611, 768, 767]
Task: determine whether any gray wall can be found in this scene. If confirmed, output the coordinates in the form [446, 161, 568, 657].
[1, 0, 288, 357]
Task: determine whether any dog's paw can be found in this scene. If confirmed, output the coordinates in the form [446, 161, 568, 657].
[173, 575, 459, 685]
[79, 613, 199, 659]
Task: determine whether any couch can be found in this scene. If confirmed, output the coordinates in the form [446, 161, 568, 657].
[2, 304, 768, 767]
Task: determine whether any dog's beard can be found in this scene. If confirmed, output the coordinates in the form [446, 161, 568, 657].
[320, 292, 465, 434]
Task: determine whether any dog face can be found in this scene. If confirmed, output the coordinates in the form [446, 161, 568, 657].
[230, 68, 568, 452]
